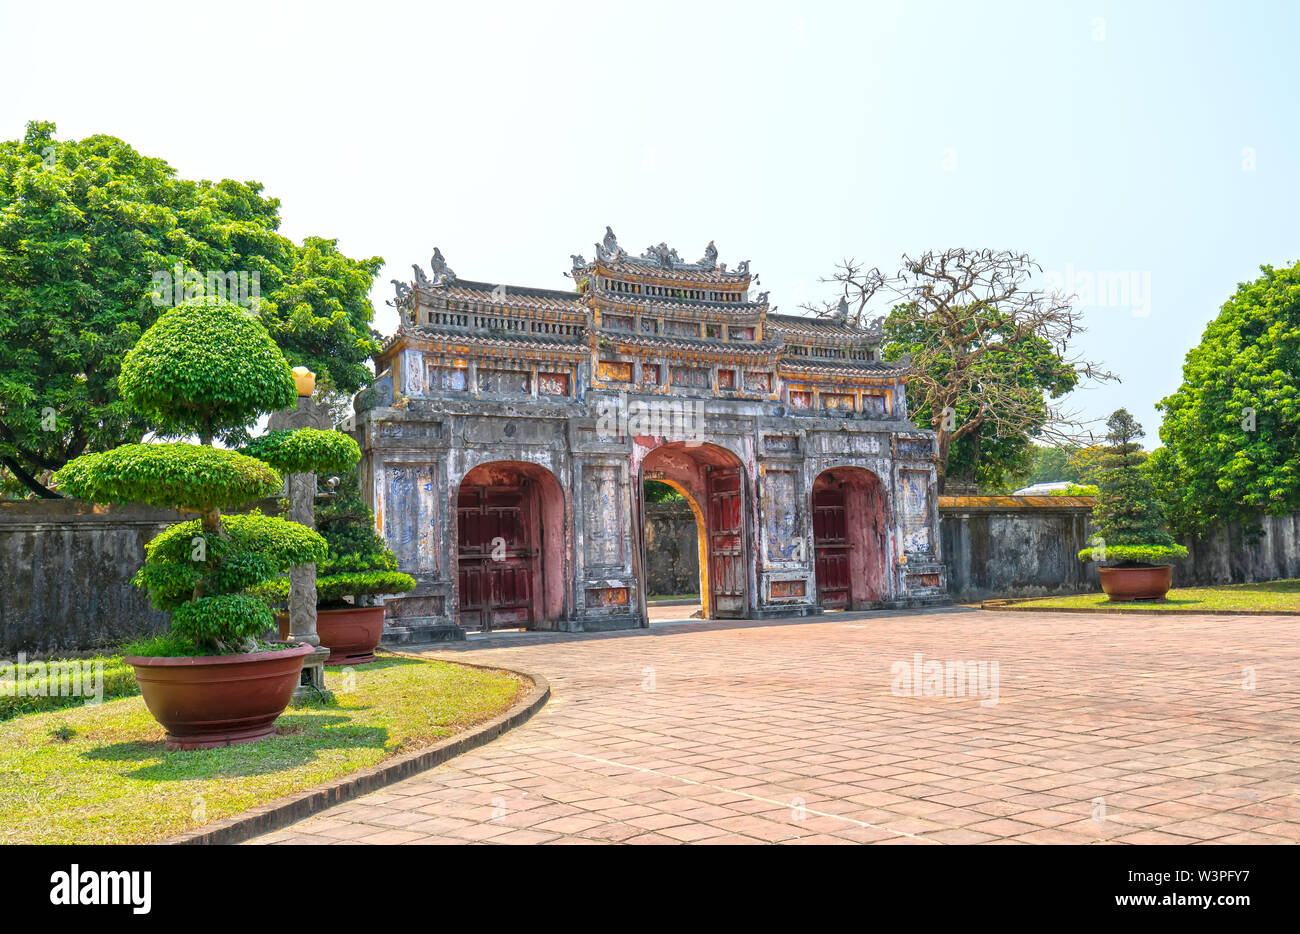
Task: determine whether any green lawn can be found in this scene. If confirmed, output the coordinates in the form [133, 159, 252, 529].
[0, 656, 524, 844]
[1012, 578, 1300, 612]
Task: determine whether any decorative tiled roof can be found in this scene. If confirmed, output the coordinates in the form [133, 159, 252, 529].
[765, 311, 880, 341]
[571, 226, 753, 284]
[401, 327, 589, 360]
[593, 292, 766, 320]
[384, 238, 896, 375]
[421, 279, 586, 315]
[779, 358, 906, 377]
[595, 330, 784, 360]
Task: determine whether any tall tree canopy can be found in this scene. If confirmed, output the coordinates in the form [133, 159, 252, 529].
[881, 304, 1079, 490]
[0, 121, 382, 497]
[1152, 260, 1300, 533]
[812, 249, 1114, 491]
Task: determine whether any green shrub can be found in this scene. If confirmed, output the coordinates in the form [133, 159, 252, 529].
[54, 444, 282, 512]
[257, 570, 416, 605]
[0, 656, 138, 721]
[259, 468, 415, 609]
[1076, 543, 1189, 565]
[134, 512, 328, 611]
[169, 594, 276, 647]
[1050, 484, 1099, 497]
[241, 428, 360, 476]
[314, 470, 415, 607]
[118, 296, 297, 442]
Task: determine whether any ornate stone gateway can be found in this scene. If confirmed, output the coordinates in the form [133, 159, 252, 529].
[350, 229, 948, 642]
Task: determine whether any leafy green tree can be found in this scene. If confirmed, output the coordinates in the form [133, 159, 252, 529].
[1078, 409, 1187, 566]
[0, 121, 381, 497]
[881, 304, 1079, 491]
[1153, 260, 1300, 533]
[644, 480, 686, 503]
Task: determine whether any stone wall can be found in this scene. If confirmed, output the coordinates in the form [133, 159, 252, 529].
[940, 497, 1300, 601]
[9, 494, 1300, 655]
[1171, 513, 1300, 585]
[644, 500, 700, 596]
[939, 496, 1099, 602]
[0, 500, 183, 657]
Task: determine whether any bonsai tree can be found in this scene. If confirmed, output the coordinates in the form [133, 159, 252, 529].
[257, 468, 415, 609]
[53, 297, 329, 654]
[1078, 409, 1189, 567]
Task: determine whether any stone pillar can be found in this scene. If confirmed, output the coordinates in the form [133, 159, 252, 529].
[273, 391, 332, 701]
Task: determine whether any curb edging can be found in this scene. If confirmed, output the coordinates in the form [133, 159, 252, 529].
[982, 597, 1300, 616]
[163, 655, 550, 845]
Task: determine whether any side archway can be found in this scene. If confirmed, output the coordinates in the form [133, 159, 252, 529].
[639, 442, 749, 619]
[455, 460, 567, 630]
[812, 466, 888, 609]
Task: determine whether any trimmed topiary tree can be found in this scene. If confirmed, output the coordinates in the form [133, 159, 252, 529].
[241, 428, 362, 478]
[54, 296, 328, 654]
[256, 468, 415, 608]
[1078, 409, 1189, 567]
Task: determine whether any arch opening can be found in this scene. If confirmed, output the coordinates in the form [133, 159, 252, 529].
[812, 466, 888, 610]
[640, 442, 748, 619]
[455, 461, 566, 631]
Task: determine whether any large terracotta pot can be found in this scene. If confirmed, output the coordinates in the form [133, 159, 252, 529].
[125, 643, 313, 751]
[1099, 565, 1174, 602]
[277, 606, 385, 666]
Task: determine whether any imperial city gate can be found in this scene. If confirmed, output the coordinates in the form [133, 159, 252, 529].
[348, 229, 947, 642]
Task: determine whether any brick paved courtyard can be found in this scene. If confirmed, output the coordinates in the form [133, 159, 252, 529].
[250, 608, 1300, 844]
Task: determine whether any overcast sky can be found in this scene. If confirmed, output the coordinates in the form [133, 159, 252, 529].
[3, 0, 1297, 446]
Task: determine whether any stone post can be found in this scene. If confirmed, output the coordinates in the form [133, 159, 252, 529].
[273, 371, 332, 701]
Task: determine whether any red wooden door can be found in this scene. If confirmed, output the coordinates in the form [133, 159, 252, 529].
[458, 485, 534, 631]
[814, 486, 850, 608]
[707, 467, 746, 618]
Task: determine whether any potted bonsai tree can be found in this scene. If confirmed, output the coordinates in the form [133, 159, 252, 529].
[53, 296, 330, 750]
[1078, 408, 1189, 601]
[259, 468, 415, 665]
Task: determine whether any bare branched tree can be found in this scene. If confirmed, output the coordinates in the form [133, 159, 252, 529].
[804, 248, 1118, 490]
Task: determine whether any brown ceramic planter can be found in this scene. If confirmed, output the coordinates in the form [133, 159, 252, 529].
[125, 643, 312, 751]
[1099, 565, 1174, 602]
[277, 606, 385, 666]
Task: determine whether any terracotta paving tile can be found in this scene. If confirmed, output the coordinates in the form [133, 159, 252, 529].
[357, 828, 426, 845]
[242, 609, 1300, 846]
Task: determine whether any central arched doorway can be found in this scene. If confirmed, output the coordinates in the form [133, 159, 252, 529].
[455, 461, 566, 631]
[812, 466, 888, 609]
[639, 442, 748, 618]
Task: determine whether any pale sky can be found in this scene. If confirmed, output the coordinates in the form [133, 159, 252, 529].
[3, 0, 1297, 446]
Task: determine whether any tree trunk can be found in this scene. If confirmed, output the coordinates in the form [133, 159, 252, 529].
[199, 506, 224, 537]
[1, 456, 61, 498]
[935, 429, 952, 494]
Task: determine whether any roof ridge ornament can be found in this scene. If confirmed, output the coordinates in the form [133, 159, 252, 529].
[698, 240, 718, 268]
[595, 226, 626, 264]
[430, 247, 456, 284]
[641, 242, 682, 269]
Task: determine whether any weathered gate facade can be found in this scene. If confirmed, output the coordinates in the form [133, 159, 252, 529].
[349, 229, 947, 642]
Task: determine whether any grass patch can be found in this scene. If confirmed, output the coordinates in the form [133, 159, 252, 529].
[1013, 578, 1300, 612]
[0, 656, 524, 844]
